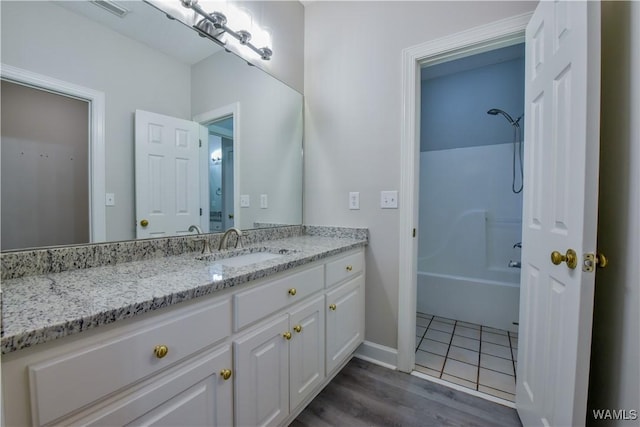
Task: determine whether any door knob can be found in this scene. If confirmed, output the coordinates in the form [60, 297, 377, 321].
[550, 249, 578, 269]
[583, 252, 608, 272]
[140, 219, 149, 227]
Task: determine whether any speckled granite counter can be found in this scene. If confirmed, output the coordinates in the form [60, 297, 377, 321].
[1, 233, 367, 354]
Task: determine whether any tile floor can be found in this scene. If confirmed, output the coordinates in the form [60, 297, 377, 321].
[414, 312, 518, 402]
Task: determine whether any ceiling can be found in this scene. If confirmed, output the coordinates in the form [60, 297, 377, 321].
[55, 0, 223, 65]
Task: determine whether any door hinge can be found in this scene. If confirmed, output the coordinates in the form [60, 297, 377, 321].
[199, 139, 202, 148]
[200, 208, 203, 216]
[412, 228, 416, 238]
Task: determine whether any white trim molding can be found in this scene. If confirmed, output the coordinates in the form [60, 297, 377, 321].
[397, 12, 532, 373]
[0, 64, 107, 243]
[353, 341, 398, 371]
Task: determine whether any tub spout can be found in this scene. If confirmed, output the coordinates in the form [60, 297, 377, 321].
[508, 260, 521, 269]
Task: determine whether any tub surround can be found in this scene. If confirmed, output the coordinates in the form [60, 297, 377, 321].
[1, 226, 368, 354]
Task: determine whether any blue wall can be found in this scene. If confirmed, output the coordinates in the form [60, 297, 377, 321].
[421, 55, 524, 152]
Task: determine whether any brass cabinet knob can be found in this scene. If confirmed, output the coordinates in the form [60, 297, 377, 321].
[220, 369, 232, 380]
[293, 324, 302, 333]
[283, 331, 292, 340]
[288, 288, 297, 296]
[154, 345, 169, 359]
[329, 304, 337, 311]
[140, 219, 149, 227]
[595, 253, 608, 268]
[346, 265, 353, 272]
[551, 249, 578, 269]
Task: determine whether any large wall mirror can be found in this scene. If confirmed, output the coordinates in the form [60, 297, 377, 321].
[0, 0, 303, 251]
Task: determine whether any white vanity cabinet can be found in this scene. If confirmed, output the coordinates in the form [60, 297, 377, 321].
[233, 266, 326, 427]
[1, 247, 365, 427]
[2, 294, 234, 426]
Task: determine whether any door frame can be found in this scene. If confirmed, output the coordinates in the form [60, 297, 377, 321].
[0, 64, 106, 242]
[396, 13, 533, 373]
[193, 103, 240, 232]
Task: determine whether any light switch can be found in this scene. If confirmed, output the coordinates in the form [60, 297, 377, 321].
[240, 195, 250, 208]
[349, 192, 360, 210]
[105, 193, 115, 206]
[380, 191, 398, 209]
[260, 194, 268, 209]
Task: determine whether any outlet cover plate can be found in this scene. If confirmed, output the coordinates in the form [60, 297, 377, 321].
[349, 192, 360, 210]
[240, 195, 250, 208]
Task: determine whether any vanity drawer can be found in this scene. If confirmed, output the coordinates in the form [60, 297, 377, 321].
[325, 250, 364, 288]
[234, 265, 324, 330]
[28, 297, 231, 426]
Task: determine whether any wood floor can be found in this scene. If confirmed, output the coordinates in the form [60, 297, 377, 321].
[291, 358, 523, 427]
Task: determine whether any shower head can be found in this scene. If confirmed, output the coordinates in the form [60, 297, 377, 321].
[487, 108, 516, 125]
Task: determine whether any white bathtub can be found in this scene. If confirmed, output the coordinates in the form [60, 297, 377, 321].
[416, 268, 520, 332]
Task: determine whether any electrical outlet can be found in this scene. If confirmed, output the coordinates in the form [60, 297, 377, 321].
[380, 191, 398, 209]
[105, 193, 115, 206]
[240, 195, 250, 208]
[349, 192, 360, 210]
[260, 194, 268, 209]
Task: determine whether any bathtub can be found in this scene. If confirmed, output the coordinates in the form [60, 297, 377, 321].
[416, 210, 521, 332]
[416, 269, 520, 332]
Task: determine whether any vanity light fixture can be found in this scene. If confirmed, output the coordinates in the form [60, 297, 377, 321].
[180, 0, 273, 60]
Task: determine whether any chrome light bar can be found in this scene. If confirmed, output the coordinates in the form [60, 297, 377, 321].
[180, 0, 272, 60]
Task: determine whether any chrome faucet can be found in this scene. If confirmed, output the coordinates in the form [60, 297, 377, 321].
[513, 242, 522, 248]
[188, 225, 211, 254]
[188, 225, 203, 234]
[219, 227, 243, 250]
[508, 260, 521, 268]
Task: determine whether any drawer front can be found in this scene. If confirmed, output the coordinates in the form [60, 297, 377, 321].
[29, 297, 231, 426]
[61, 345, 232, 427]
[234, 265, 324, 331]
[325, 250, 364, 288]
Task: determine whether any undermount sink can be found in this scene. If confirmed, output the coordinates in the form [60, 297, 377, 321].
[196, 247, 295, 268]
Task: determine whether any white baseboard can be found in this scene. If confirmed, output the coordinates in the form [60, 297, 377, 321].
[353, 341, 398, 370]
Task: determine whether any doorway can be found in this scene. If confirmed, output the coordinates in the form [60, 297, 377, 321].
[1, 80, 90, 250]
[206, 116, 234, 232]
[414, 43, 524, 402]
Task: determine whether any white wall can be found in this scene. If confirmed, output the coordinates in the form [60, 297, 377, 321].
[0, 1, 191, 242]
[587, 1, 640, 424]
[191, 51, 303, 230]
[304, 1, 538, 349]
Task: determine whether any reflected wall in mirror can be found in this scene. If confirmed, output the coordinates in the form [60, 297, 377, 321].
[0, 0, 303, 251]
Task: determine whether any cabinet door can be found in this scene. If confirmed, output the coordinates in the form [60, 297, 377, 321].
[64, 345, 233, 427]
[234, 314, 289, 427]
[289, 295, 325, 409]
[326, 275, 365, 373]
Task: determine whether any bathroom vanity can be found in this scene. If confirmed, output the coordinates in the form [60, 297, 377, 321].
[1, 229, 367, 426]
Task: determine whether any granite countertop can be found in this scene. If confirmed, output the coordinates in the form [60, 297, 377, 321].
[1, 234, 367, 354]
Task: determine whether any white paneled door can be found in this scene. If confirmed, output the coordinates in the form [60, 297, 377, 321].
[135, 110, 201, 239]
[517, 1, 601, 426]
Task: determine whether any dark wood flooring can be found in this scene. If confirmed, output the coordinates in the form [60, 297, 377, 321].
[291, 358, 523, 427]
